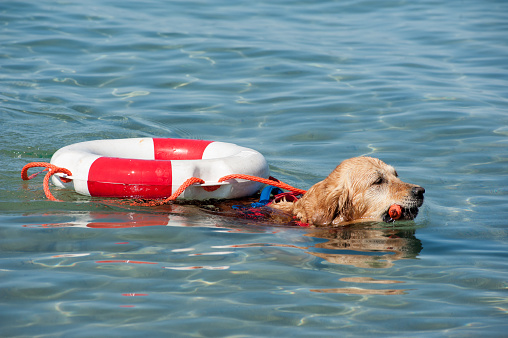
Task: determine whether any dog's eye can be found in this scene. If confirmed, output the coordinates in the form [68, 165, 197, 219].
[373, 177, 384, 185]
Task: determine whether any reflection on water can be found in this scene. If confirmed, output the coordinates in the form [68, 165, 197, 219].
[21, 207, 422, 286]
[305, 223, 423, 269]
[311, 287, 409, 296]
[304, 223, 421, 295]
[22, 211, 172, 228]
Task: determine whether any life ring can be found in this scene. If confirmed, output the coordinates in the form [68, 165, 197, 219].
[50, 138, 269, 200]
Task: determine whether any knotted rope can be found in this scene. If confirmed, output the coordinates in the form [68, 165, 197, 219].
[21, 162, 72, 201]
[21, 162, 306, 203]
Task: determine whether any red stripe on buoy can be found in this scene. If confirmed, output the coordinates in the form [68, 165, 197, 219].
[87, 158, 173, 198]
[153, 138, 212, 160]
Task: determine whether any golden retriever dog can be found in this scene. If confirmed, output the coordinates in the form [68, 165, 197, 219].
[270, 156, 425, 226]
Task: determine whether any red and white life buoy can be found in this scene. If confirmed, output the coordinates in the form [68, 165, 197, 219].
[49, 138, 269, 200]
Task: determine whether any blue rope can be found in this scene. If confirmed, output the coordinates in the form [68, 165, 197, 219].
[232, 185, 283, 210]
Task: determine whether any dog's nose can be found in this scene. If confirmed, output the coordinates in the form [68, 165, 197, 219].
[412, 186, 425, 197]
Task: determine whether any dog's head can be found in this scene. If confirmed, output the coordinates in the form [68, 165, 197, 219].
[285, 156, 425, 226]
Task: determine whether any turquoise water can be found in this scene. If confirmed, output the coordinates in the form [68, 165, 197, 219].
[2, 0, 508, 336]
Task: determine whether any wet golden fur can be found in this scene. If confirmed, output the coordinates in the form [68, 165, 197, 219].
[270, 156, 425, 226]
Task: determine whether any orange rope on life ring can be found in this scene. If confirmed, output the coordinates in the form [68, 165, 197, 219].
[162, 177, 205, 202]
[21, 162, 72, 201]
[21, 162, 306, 203]
[218, 174, 307, 195]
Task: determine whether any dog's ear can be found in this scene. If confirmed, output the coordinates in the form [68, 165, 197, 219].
[294, 178, 352, 226]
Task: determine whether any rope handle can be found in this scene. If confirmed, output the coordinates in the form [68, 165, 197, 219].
[160, 175, 306, 203]
[21, 162, 306, 203]
[162, 177, 205, 202]
[21, 162, 72, 202]
[218, 174, 306, 195]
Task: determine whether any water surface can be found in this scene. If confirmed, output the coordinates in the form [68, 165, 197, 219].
[1, 0, 508, 336]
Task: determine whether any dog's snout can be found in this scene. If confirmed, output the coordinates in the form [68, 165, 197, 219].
[412, 186, 425, 197]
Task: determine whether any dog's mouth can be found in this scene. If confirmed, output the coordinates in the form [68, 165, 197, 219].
[383, 205, 420, 223]
[383, 192, 424, 223]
